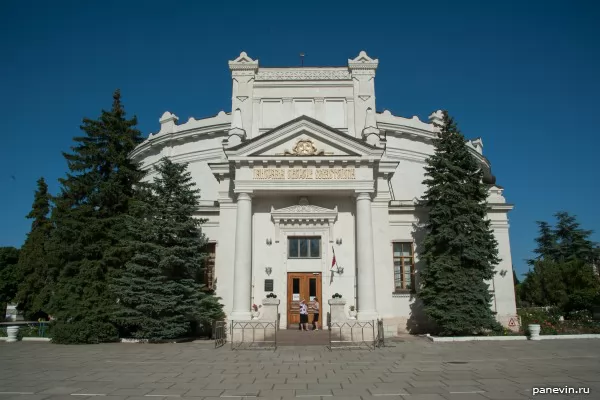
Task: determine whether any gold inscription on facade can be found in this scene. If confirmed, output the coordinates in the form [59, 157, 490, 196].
[253, 169, 286, 180]
[253, 168, 355, 180]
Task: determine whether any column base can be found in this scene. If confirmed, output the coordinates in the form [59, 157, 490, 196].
[229, 311, 252, 321]
[357, 310, 379, 322]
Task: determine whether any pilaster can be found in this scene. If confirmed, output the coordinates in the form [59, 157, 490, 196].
[348, 51, 378, 138]
[229, 52, 258, 141]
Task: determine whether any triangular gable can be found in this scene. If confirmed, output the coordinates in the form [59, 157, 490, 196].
[225, 116, 383, 159]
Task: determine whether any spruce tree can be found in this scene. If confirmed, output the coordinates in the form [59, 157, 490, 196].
[112, 158, 224, 340]
[48, 90, 144, 344]
[0, 247, 20, 321]
[16, 177, 55, 319]
[418, 110, 502, 336]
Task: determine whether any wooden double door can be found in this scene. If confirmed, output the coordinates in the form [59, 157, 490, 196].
[287, 272, 322, 328]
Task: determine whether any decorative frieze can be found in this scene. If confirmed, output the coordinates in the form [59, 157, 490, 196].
[256, 69, 351, 81]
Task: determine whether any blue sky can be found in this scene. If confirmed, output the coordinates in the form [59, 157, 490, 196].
[1, 0, 598, 279]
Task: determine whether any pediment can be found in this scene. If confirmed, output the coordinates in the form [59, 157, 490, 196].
[271, 197, 338, 223]
[225, 116, 383, 160]
[272, 204, 337, 216]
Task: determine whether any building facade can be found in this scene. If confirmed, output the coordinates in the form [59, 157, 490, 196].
[130, 51, 518, 334]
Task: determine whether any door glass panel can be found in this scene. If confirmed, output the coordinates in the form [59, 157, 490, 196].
[289, 239, 298, 257]
[299, 239, 308, 257]
[310, 238, 320, 257]
[309, 278, 316, 301]
[292, 278, 300, 301]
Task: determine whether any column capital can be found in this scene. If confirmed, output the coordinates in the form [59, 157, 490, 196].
[237, 192, 254, 201]
[354, 192, 373, 201]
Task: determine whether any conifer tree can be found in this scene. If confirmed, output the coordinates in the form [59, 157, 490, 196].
[16, 177, 55, 319]
[418, 110, 502, 336]
[112, 158, 224, 340]
[48, 90, 144, 344]
[0, 247, 20, 321]
[527, 221, 557, 266]
[520, 212, 599, 311]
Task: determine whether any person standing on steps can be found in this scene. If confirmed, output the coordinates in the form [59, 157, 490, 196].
[312, 297, 320, 331]
[299, 299, 309, 331]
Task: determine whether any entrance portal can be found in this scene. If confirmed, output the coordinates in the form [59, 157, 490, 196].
[287, 272, 322, 328]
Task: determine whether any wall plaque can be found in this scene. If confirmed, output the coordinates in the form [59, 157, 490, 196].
[264, 279, 274, 292]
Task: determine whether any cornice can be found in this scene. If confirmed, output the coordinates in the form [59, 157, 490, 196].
[384, 134, 490, 168]
[233, 179, 375, 193]
[170, 148, 225, 165]
[388, 201, 514, 213]
[130, 123, 229, 159]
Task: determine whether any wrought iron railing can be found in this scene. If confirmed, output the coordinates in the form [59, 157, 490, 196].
[230, 320, 277, 350]
[0, 321, 50, 339]
[328, 320, 376, 350]
[213, 320, 226, 348]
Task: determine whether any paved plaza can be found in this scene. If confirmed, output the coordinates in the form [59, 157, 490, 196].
[1, 336, 599, 400]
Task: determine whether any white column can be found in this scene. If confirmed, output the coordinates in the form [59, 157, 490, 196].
[230, 192, 253, 320]
[355, 192, 378, 321]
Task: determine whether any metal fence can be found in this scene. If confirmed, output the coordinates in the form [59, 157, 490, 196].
[0, 321, 50, 339]
[328, 320, 376, 350]
[213, 320, 226, 348]
[230, 320, 277, 350]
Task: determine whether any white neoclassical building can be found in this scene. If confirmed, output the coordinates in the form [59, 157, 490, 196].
[130, 51, 518, 334]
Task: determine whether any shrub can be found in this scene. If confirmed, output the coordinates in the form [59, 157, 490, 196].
[51, 321, 119, 344]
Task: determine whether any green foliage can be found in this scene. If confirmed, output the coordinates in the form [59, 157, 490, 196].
[111, 158, 224, 340]
[0, 247, 20, 320]
[513, 269, 520, 285]
[528, 212, 597, 265]
[15, 178, 55, 319]
[50, 321, 119, 344]
[520, 213, 600, 313]
[48, 90, 144, 344]
[517, 307, 600, 335]
[418, 111, 502, 336]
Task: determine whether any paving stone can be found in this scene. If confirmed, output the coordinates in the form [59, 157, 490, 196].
[3, 335, 600, 400]
[405, 386, 450, 395]
[306, 383, 342, 390]
[256, 388, 296, 397]
[106, 388, 152, 396]
[220, 389, 260, 397]
[480, 390, 529, 399]
[37, 387, 83, 395]
[368, 387, 411, 395]
[408, 380, 447, 387]
[294, 388, 334, 396]
[331, 388, 373, 397]
[271, 383, 306, 390]
[443, 394, 489, 400]
[181, 389, 224, 397]
[144, 388, 190, 396]
[442, 379, 483, 386]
